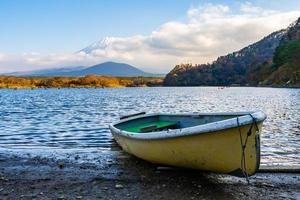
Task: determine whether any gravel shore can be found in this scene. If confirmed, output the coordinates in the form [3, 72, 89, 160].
[0, 148, 299, 200]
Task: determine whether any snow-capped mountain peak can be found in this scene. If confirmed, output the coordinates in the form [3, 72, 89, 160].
[78, 37, 113, 54]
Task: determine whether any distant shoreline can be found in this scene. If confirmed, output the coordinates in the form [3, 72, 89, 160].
[161, 85, 300, 89]
[1, 85, 299, 89]
[1, 75, 299, 89]
[0, 75, 164, 89]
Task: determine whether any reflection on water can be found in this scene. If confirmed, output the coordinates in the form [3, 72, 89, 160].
[0, 87, 299, 166]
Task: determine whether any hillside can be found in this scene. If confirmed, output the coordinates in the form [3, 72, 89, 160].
[248, 18, 300, 86]
[6, 62, 162, 77]
[164, 17, 300, 87]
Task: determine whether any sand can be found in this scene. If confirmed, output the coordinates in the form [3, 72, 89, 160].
[0, 148, 299, 200]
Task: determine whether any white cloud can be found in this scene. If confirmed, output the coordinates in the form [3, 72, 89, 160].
[188, 4, 230, 21]
[0, 53, 5, 61]
[0, 3, 299, 73]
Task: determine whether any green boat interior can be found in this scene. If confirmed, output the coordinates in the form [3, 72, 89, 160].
[115, 114, 240, 133]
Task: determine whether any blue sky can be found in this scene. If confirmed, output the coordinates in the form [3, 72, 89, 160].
[0, 0, 191, 53]
[0, 0, 299, 72]
[1, 0, 299, 54]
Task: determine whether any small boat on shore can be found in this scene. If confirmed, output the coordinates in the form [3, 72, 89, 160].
[109, 111, 266, 177]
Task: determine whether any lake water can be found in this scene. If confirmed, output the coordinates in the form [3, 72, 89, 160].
[0, 87, 299, 167]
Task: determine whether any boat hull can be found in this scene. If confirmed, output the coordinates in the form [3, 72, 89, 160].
[112, 123, 262, 176]
[110, 112, 266, 176]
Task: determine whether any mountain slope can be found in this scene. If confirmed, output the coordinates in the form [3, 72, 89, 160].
[77, 38, 111, 54]
[63, 62, 158, 77]
[6, 62, 162, 77]
[248, 18, 300, 86]
[164, 17, 300, 87]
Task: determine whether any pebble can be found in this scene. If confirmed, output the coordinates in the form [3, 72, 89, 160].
[115, 184, 123, 189]
[140, 175, 146, 181]
[76, 196, 83, 199]
[74, 155, 80, 160]
[257, 182, 275, 188]
[0, 176, 8, 181]
[58, 163, 65, 169]
[279, 194, 290, 198]
[156, 166, 173, 171]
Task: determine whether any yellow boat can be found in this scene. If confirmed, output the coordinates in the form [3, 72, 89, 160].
[109, 111, 266, 177]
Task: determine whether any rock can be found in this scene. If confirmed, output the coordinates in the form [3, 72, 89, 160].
[242, 192, 249, 196]
[58, 163, 65, 169]
[76, 196, 83, 199]
[115, 184, 123, 189]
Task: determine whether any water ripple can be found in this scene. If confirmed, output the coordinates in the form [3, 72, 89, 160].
[0, 87, 299, 166]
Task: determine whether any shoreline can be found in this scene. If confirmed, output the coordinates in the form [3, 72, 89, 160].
[0, 147, 299, 200]
[0, 85, 300, 89]
[0, 75, 164, 89]
[1, 75, 299, 89]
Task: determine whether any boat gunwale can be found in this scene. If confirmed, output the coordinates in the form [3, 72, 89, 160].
[109, 111, 267, 140]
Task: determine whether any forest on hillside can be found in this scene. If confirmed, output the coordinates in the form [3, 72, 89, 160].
[164, 18, 300, 87]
